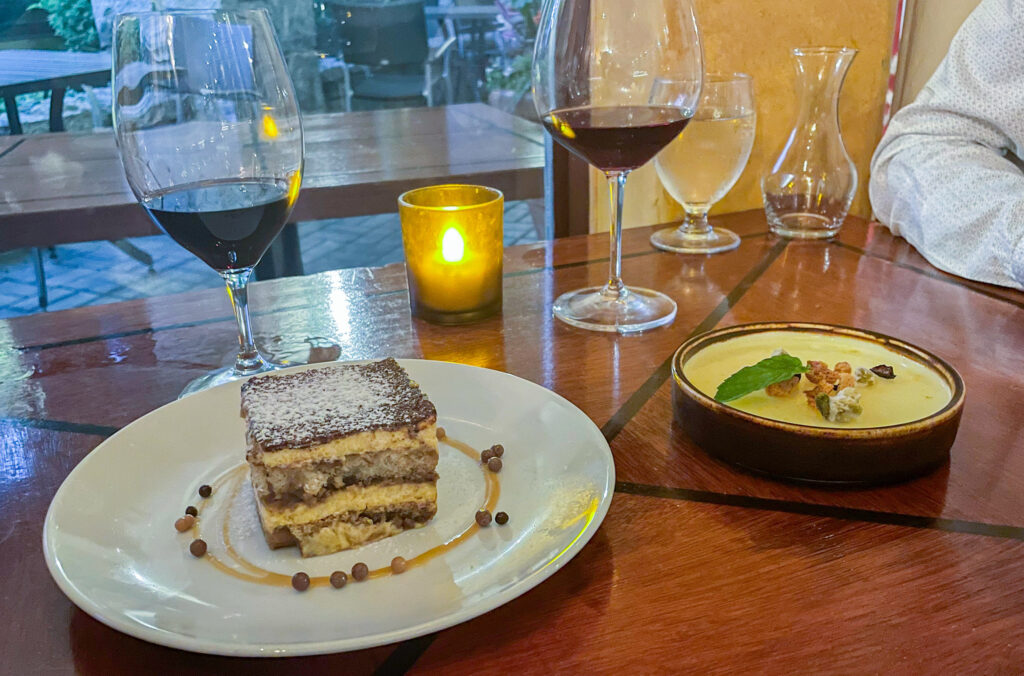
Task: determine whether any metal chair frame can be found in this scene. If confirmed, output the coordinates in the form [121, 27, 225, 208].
[320, 6, 457, 111]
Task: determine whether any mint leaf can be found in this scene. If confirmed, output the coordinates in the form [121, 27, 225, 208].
[714, 354, 808, 403]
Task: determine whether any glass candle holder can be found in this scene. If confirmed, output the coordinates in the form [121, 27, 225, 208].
[398, 185, 504, 325]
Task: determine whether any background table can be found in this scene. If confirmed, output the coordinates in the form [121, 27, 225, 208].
[3, 211, 1023, 672]
[0, 103, 545, 253]
[425, 5, 501, 21]
[0, 49, 112, 134]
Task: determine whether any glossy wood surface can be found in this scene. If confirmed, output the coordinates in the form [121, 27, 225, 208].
[0, 104, 544, 250]
[3, 210, 1023, 673]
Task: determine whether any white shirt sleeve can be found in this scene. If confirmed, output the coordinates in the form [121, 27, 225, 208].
[869, 0, 1024, 289]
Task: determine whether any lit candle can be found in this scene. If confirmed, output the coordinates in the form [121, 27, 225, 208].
[398, 185, 504, 324]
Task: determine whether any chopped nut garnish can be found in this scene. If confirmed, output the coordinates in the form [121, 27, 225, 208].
[805, 360, 840, 385]
[766, 374, 801, 397]
[805, 360, 829, 384]
[854, 367, 875, 385]
[834, 361, 852, 374]
[827, 387, 863, 422]
[811, 386, 862, 422]
[814, 392, 831, 418]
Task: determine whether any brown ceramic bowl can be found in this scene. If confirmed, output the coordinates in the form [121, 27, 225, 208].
[671, 323, 965, 486]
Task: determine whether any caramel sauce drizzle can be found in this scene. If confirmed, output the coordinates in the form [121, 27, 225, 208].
[188, 436, 499, 588]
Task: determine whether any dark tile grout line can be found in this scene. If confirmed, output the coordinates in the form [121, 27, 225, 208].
[0, 138, 25, 161]
[831, 240, 1024, 311]
[615, 481, 1024, 542]
[372, 632, 439, 676]
[1, 417, 120, 438]
[600, 238, 788, 441]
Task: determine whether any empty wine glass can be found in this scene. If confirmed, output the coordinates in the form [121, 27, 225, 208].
[652, 73, 756, 254]
[113, 9, 303, 396]
[532, 0, 703, 333]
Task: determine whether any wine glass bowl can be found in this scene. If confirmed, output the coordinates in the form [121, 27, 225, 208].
[533, 0, 703, 333]
[651, 73, 756, 254]
[113, 9, 303, 396]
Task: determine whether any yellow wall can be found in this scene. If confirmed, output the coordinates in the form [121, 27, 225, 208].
[590, 0, 897, 232]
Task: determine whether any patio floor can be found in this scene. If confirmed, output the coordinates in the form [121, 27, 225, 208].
[0, 199, 543, 319]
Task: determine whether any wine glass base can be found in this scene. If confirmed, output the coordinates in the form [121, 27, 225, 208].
[553, 286, 677, 334]
[178, 360, 282, 399]
[650, 226, 741, 254]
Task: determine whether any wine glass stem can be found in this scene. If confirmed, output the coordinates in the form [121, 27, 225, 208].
[221, 269, 265, 375]
[681, 208, 712, 237]
[603, 170, 630, 301]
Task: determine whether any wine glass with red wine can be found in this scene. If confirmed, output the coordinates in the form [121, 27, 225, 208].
[113, 9, 303, 396]
[533, 0, 703, 332]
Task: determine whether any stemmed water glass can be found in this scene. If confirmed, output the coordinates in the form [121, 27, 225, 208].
[652, 73, 756, 254]
[113, 9, 303, 396]
[532, 0, 703, 333]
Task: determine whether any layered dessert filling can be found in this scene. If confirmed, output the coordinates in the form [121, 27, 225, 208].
[241, 358, 439, 557]
[248, 445, 439, 506]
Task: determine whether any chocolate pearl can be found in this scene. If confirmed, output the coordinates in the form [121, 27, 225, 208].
[185, 505, 199, 517]
[436, 427, 446, 440]
[291, 572, 310, 591]
[330, 571, 348, 589]
[480, 448, 494, 463]
[475, 509, 492, 527]
[391, 557, 408, 574]
[198, 484, 212, 498]
[495, 511, 509, 525]
[491, 444, 504, 458]
[352, 562, 369, 581]
[487, 457, 502, 473]
[189, 539, 207, 557]
[174, 515, 195, 532]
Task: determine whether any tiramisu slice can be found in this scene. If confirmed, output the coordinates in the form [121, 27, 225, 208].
[242, 359, 438, 557]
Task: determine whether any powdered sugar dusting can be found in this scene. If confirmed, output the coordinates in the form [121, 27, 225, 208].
[241, 359, 435, 452]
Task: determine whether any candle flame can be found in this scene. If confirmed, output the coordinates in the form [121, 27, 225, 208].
[286, 169, 302, 207]
[441, 227, 465, 263]
[548, 112, 576, 139]
[262, 113, 279, 138]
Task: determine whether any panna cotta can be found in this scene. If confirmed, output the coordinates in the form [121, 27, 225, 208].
[683, 330, 952, 428]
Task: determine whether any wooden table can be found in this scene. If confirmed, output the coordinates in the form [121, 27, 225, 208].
[4, 211, 1023, 672]
[0, 49, 112, 134]
[425, 5, 501, 21]
[0, 103, 545, 257]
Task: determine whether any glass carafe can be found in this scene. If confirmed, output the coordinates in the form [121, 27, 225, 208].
[762, 47, 857, 239]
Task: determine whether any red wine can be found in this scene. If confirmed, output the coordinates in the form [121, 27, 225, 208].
[141, 181, 293, 271]
[542, 106, 691, 172]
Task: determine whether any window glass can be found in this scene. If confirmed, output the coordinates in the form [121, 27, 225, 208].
[0, 0, 545, 317]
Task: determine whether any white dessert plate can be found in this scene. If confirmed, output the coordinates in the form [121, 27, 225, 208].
[43, 359, 614, 657]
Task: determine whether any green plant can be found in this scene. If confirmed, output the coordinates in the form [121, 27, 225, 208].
[484, 0, 541, 96]
[485, 53, 532, 94]
[507, 0, 541, 39]
[29, 0, 99, 52]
